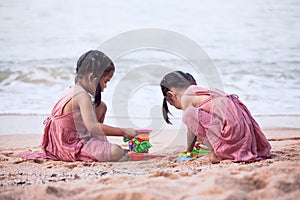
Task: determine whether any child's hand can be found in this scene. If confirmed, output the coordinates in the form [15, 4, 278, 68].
[121, 128, 138, 140]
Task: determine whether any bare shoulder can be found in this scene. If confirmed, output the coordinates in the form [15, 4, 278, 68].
[72, 90, 93, 110]
[181, 95, 195, 110]
[181, 94, 210, 110]
[62, 90, 91, 114]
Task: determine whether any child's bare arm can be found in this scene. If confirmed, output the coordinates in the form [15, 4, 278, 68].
[76, 92, 136, 138]
[186, 129, 196, 152]
[181, 95, 197, 152]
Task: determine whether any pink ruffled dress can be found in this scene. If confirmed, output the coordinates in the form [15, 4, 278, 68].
[182, 85, 271, 162]
[40, 85, 112, 162]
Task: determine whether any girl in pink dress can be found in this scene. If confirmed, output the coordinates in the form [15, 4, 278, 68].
[160, 71, 271, 163]
[41, 50, 138, 162]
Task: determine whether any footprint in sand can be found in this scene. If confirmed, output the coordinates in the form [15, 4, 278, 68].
[148, 171, 179, 180]
[13, 159, 45, 164]
[63, 163, 78, 169]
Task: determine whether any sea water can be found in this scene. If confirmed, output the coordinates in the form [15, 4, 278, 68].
[0, 0, 299, 120]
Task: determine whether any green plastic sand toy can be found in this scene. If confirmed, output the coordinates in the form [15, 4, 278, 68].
[123, 138, 152, 153]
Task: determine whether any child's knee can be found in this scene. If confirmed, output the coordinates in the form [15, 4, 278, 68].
[100, 101, 107, 111]
[196, 136, 204, 143]
[96, 101, 107, 113]
[110, 144, 125, 161]
[95, 101, 107, 122]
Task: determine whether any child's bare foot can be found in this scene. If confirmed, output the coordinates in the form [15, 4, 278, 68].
[220, 159, 234, 164]
[204, 152, 221, 164]
[118, 152, 130, 162]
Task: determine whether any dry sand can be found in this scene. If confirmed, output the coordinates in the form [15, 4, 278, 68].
[0, 115, 300, 200]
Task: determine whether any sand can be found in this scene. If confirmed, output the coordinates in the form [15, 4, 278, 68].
[0, 115, 300, 200]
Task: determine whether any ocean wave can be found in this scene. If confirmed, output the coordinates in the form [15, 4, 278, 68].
[0, 59, 75, 86]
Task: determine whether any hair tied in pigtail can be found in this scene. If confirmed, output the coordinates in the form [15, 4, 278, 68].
[162, 97, 172, 124]
[94, 82, 102, 107]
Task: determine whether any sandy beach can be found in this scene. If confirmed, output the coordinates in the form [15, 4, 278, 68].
[0, 115, 299, 200]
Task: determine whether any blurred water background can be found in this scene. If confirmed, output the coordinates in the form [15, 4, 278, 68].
[0, 0, 299, 121]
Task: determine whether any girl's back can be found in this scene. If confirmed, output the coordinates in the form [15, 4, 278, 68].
[183, 85, 271, 162]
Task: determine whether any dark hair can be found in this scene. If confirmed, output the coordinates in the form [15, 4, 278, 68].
[160, 71, 197, 124]
[76, 50, 115, 107]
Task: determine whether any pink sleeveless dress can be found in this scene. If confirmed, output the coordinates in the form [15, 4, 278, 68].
[182, 85, 271, 162]
[41, 85, 112, 162]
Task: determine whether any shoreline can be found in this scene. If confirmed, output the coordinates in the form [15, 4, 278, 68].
[1, 128, 299, 150]
[1, 113, 300, 135]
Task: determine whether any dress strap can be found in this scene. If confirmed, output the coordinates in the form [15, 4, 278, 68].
[51, 85, 86, 117]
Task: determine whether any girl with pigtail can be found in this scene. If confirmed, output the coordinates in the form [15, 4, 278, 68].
[41, 50, 138, 162]
[160, 71, 271, 163]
